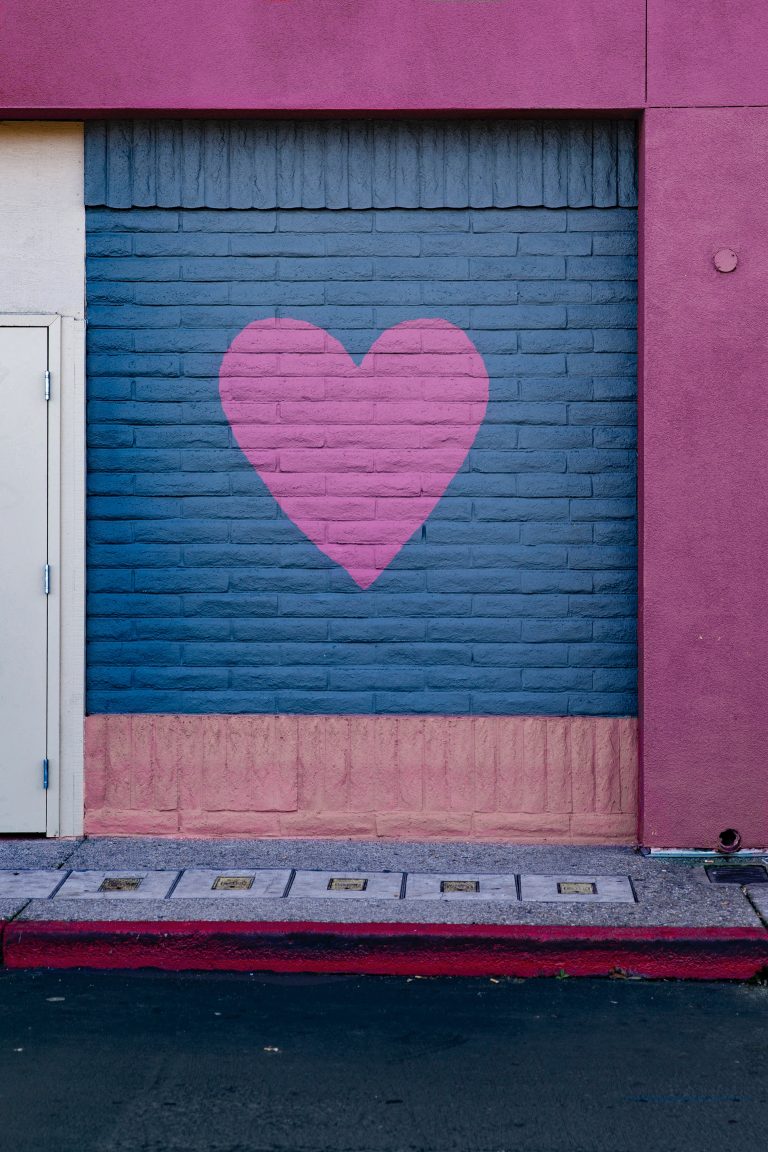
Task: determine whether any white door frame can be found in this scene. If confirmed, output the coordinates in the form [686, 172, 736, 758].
[0, 313, 85, 836]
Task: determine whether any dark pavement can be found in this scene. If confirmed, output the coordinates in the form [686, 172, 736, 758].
[0, 970, 765, 1152]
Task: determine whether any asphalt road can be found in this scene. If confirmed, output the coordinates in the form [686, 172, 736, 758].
[0, 970, 766, 1152]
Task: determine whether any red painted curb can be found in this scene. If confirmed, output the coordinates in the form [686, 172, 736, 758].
[4, 921, 768, 979]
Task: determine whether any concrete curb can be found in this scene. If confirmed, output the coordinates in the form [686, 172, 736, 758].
[3, 921, 768, 980]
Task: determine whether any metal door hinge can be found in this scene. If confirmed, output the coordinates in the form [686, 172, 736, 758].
[44, 370, 51, 401]
[43, 564, 51, 595]
[42, 759, 49, 790]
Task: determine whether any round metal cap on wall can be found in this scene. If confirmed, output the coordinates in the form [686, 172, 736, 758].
[714, 248, 738, 273]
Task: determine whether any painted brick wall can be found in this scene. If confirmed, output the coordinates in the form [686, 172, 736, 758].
[87, 202, 637, 716]
[84, 713, 638, 841]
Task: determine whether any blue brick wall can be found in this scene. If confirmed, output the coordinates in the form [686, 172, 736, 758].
[86, 204, 637, 715]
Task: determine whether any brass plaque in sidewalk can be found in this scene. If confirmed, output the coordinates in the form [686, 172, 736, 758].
[99, 877, 143, 893]
[557, 881, 597, 896]
[212, 875, 254, 892]
[328, 877, 368, 892]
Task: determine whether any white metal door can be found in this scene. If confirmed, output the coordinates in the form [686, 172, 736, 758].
[0, 327, 49, 831]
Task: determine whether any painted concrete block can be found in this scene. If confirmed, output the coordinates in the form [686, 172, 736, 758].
[55, 870, 179, 899]
[84, 713, 639, 843]
[86, 192, 637, 718]
[404, 873, 519, 900]
[0, 870, 68, 899]
[288, 871, 403, 899]
[170, 869, 292, 899]
[519, 874, 635, 903]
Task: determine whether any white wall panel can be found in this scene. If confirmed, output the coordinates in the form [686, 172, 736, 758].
[0, 123, 85, 834]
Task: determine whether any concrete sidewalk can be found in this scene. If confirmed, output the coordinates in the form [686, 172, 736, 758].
[1, 838, 767, 978]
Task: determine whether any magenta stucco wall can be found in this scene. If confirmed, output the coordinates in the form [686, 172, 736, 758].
[2, 2, 767, 845]
[641, 108, 768, 847]
[4, 1, 768, 113]
[0, 0, 644, 113]
[648, 1, 768, 108]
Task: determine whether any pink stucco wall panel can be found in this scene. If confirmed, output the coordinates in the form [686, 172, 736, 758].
[648, 1, 768, 108]
[0, 1, 644, 114]
[641, 108, 768, 847]
[84, 714, 638, 842]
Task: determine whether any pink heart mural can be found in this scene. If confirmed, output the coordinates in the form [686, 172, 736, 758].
[219, 317, 489, 589]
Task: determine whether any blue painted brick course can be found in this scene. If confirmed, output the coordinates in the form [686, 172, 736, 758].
[86, 201, 637, 716]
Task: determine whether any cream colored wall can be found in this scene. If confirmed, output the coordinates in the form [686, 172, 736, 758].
[0, 123, 84, 317]
[0, 122, 86, 834]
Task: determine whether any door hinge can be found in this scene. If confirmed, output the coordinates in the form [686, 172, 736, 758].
[43, 564, 51, 595]
[44, 369, 51, 401]
[42, 759, 49, 790]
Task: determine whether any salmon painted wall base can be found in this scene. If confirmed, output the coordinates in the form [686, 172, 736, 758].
[84, 715, 637, 841]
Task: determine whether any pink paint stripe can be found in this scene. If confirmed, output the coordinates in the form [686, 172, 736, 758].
[84, 714, 638, 843]
[5, 921, 766, 980]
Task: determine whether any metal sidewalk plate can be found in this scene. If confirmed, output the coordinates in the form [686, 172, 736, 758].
[519, 874, 636, 903]
[170, 869, 292, 899]
[55, 870, 179, 899]
[706, 864, 768, 885]
[289, 871, 403, 900]
[405, 873, 519, 901]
